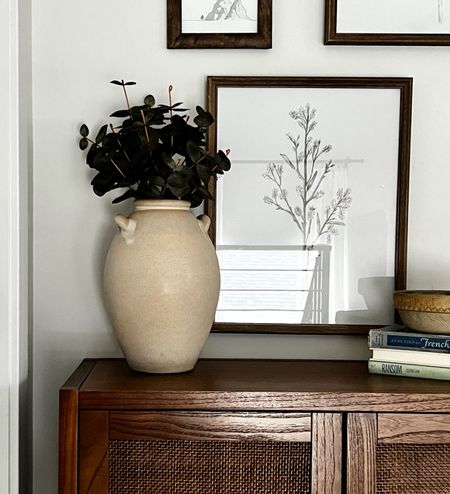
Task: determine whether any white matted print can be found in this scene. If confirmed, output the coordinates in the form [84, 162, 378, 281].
[208, 78, 412, 331]
[182, 0, 258, 34]
[337, 0, 450, 34]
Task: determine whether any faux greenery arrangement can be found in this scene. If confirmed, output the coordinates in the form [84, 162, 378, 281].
[78, 80, 231, 207]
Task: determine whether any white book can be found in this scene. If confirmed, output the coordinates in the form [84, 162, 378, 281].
[371, 348, 450, 367]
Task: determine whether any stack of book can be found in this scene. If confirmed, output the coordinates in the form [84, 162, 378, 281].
[368, 324, 450, 381]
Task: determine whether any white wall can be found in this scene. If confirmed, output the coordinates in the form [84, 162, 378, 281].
[32, 0, 450, 492]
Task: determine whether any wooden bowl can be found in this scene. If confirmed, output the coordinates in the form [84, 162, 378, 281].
[394, 290, 450, 334]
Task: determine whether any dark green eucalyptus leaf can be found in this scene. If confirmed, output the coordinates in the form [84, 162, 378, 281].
[79, 138, 89, 150]
[86, 145, 101, 167]
[196, 106, 206, 115]
[170, 114, 188, 132]
[137, 181, 163, 198]
[162, 154, 177, 170]
[110, 109, 130, 118]
[167, 173, 191, 198]
[168, 184, 191, 198]
[80, 124, 89, 137]
[93, 151, 110, 169]
[148, 175, 165, 186]
[167, 173, 189, 188]
[159, 102, 181, 110]
[91, 170, 118, 195]
[101, 133, 119, 151]
[189, 191, 204, 208]
[194, 112, 214, 128]
[197, 185, 213, 200]
[110, 80, 124, 86]
[186, 141, 202, 163]
[129, 105, 146, 115]
[217, 150, 231, 171]
[124, 81, 136, 86]
[144, 95, 156, 107]
[112, 189, 136, 204]
[196, 163, 211, 183]
[95, 124, 108, 144]
[146, 128, 160, 151]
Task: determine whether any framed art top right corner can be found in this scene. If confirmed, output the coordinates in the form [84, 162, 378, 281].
[325, 0, 450, 45]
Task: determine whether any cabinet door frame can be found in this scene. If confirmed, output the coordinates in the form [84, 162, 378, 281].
[76, 410, 343, 494]
[347, 412, 450, 494]
[311, 413, 342, 494]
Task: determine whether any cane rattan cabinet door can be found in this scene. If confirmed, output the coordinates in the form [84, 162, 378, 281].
[347, 413, 450, 494]
[78, 411, 342, 494]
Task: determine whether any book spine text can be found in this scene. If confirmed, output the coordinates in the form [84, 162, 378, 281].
[369, 331, 450, 352]
[369, 360, 450, 381]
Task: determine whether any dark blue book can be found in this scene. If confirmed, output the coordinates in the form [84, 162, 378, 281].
[369, 325, 450, 353]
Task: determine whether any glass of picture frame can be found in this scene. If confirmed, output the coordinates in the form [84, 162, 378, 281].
[325, 0, 450, 45]
[167, 0, 272, 48]
[206, 76, 412, 335]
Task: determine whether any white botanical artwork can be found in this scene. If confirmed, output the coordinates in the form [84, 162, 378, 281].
[214, 86, 402, 326]
[337, 0, 450, 33]
[182, 0, 258, 34]
[262, 104, 352, 247]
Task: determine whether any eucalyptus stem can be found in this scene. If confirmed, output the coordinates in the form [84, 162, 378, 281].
[168, 85, 174, 119]
[122, 80, 131, 110]
[140, 110, 150, 143]
[168, 84, 174, 149]
[110, 158, 127, 179]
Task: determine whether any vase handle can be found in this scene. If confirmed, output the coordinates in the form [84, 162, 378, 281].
[197, 215, 211, 233]
[115, 215, 137, 245]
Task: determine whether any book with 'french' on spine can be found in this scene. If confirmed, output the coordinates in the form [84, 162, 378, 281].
[369, 324, 450, 353]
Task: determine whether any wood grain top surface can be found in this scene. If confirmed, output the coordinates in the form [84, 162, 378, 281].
[71, 359, 450, 412]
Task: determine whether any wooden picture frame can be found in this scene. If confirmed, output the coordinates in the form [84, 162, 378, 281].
[207, 76, 412, 335]
[325, 0, 450, 45]
[167, 0, 272, 49]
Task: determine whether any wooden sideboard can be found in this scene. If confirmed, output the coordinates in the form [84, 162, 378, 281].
[59, 358, 450, 494]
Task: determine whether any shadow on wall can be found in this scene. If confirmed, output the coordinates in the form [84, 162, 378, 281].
[335, 276, 395, 325]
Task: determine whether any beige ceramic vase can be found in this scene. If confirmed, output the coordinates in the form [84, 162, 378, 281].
[103, 199, 220, 373]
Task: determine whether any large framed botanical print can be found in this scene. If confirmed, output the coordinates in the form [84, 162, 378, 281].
[207, 76, 412, 334]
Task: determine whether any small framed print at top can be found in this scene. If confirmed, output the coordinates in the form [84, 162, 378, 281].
[167, 0, 272, 49]
[207, 76, 412, 335]
[325, 0, 450, 45]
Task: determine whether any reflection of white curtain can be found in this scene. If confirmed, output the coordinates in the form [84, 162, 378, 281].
[309, 160, 351, 321]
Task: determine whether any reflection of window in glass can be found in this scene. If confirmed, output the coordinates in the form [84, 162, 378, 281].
[215, 156, 361, 325]
[216, 246, 331, 324]
[215, 103, 374, 325]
